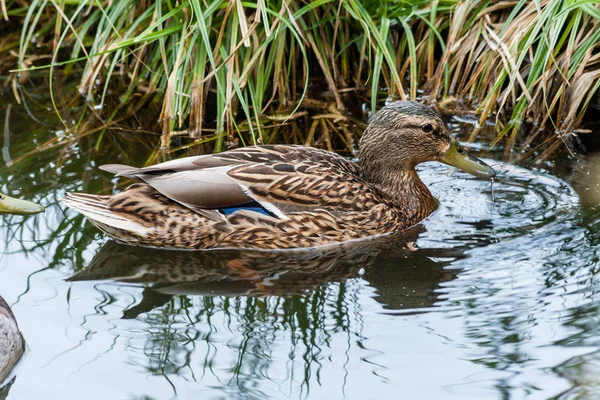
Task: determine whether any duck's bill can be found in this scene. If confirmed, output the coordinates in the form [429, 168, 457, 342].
[0, 194, 44, 215]
[440, 139, 496, 179]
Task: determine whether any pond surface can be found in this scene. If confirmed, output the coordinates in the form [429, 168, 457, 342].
[1, 95, 600, 400]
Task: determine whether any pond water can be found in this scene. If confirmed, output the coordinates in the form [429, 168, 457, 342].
[1, 94, 600, 400]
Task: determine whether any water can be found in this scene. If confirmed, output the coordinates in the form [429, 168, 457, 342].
[1, 97, 600, 399]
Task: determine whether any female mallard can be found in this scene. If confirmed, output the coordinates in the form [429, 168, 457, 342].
[0, 295, 25, 385]
[63, 101, 495, 250]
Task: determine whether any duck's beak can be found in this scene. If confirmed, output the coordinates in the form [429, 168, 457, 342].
[440, 139, 496, 179]
[0, 193, 45, 215]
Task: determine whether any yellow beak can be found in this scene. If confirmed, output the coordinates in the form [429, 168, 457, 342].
[0, 193, 45, 215]
[440, 139, 496, 179]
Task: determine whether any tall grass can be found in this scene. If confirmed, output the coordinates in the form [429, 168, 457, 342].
[6, 0, 600, 158]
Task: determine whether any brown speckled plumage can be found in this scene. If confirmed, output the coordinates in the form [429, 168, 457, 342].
[62, 101, 493, 250]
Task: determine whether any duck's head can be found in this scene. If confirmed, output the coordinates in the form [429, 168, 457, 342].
[0, 193, 44, 215]
[359, 101, 495, 179]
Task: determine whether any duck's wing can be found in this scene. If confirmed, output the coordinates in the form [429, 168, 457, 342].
[100, 145, 372, 219]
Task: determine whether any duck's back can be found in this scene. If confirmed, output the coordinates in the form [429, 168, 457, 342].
[63, 145, 410, 249]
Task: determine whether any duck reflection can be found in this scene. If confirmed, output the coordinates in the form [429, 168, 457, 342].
[68, 228, 495, 396]
[0, 296, 25, 399]
[70, 226, 470, 316]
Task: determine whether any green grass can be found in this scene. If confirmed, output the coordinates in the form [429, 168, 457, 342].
[5, 0, 600, 158]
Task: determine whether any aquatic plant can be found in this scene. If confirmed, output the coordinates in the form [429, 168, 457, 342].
[5, 0, 600, 157]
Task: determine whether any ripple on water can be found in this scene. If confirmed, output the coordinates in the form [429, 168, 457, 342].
[421, 161, 580, 242]
[418, 160, 583, 303]
[397, 160, 600, 396]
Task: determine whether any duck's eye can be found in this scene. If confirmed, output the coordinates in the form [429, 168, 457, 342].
[422, 123, 434, 133]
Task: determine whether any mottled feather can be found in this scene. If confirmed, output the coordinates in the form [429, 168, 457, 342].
[63, 144, 421, 249]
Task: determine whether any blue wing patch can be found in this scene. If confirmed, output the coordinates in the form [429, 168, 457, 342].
[219, 201, 275, 217]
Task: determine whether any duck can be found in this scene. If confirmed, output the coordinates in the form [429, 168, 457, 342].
[62, 101, 495, 250]
[0, 295, 25, 385]
[0, 193, 44, 215]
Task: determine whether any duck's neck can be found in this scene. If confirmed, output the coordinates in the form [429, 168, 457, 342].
[360, 164, 438, 221]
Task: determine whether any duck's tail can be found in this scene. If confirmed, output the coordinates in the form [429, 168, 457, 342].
[62, 192, 152, 239]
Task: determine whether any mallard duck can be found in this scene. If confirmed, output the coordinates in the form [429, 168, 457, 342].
[0, 296, 25, 385]
[63, 101, 495, 250]
[0, 193, 44, 215]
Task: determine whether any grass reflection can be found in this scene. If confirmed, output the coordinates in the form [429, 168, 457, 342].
[65, 234, 470, 397]
[131, 288, 367, 398]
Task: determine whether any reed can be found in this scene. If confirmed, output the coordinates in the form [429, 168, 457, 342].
[6, 0, 600, 158]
